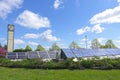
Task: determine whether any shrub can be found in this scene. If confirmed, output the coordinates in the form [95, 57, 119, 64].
[0, 48, 6, 57]
[1, 57, 120, 70]
[69, 61, 80, 70]
[81, 59, 94, 69]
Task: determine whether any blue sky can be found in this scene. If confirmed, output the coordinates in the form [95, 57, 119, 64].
[0, 0, 120, 50]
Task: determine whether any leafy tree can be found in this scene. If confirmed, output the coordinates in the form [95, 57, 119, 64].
[3, 44, 7, 50]
[0, 43, 2, 48]
[35, 44, 45, 51]
[24, 45, 32, 52]
[0, 48, 6, 57]
[49, 43, 61, 51]
[13, 48, 25, 52]
[100, 45, 107, 48]
[69, 41, 80, 49]
[105, 40, 117, 48]
[91, 39, 101, 49]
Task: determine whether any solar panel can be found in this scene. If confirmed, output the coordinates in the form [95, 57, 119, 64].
[48, 51, 57, 59]
[7, 52, 16, 59]
[38, 51, 49, 59]
[71, 49, 82, 57]
[61, 48, 120, 58]
[28, 52, 39, 59]
[62, 49, 76, 58]
[6, 51, 58, 59]
[6, 49, 120, 59]
[80, 49, 93, 57]
[17, 52, 28, 59]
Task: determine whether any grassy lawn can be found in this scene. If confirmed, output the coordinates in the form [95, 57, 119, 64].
[0, 67, 120, 80]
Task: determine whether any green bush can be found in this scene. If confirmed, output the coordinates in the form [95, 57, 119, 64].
[0, 57, 120, 70]
[81, 59, 94, 69]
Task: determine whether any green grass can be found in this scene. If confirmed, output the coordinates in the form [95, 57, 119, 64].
[0, 67, 120, 80]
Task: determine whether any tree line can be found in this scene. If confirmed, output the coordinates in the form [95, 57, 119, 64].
[13, 39, 118, 52]
[13, 43, 61, 52]
[0, 39, 118, 52]
[91, 39, 117, 49]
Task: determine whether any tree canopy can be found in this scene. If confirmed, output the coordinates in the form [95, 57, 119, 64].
[13, 48, 26, 52]
[49, 43, 61, 51]
[24, 45, 32, 52]
[91, 39, 101, 49]
[69, 41, 80, 49]
[3, 44, 7, 50]
[105, 40, 117, 48]
[0, 43, 2, 48]
[0, 48, 6, 57]
[35, 44, 45, 51]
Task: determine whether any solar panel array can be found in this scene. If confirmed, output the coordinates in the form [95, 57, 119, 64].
[62, 49, 120, 58]
[61, 49, 76, 58]
[7, 49, 120, 59]
[6, 51, 57, 59]
[49, 51, 57, 59]
[38, 51, 49, 59]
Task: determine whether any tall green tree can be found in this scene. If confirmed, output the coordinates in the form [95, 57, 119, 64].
[49, 43, 61, 51]
[36, 44, 45, 51]
[91, 39, 101, 49]
[100, 45, 107, 48]
[0, 43, 2, 48]
[105, 40, 117, 48]
[69, 41, 80, 49]
[3, 44, 7, 50]
[24, 45, 32, 52]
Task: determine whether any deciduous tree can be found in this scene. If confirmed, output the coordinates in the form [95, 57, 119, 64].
[105, 40, 117, 48]
[69, 41, 80, 49]
[49, 43, 60, 51]
[91, 39, 101, 49]
[36, 44, 45, 51]
[24, 45, 32, 52]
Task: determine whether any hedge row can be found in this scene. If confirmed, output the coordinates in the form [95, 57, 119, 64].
[0, 58, 120, 70]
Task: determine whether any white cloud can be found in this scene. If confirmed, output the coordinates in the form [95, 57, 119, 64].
[15, 10, 50, 29]
[56, 42, 68, 48]
[97, 37, 106, 44]
[53, 0, 63, 9]
[91, 24, 104, 33]
[0, 0, 23, 19]
[118, 0, 120, 3]
[76, 26, 90, 35]
[90, 6, 120, 24]
[14, 39, 25, 45]
[28, 41, 39, 46]
[40, 29, 60, 42]
[76, 25, 104, 35]
[115, 40, 120, 43]
[23, 33, 39, 39]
